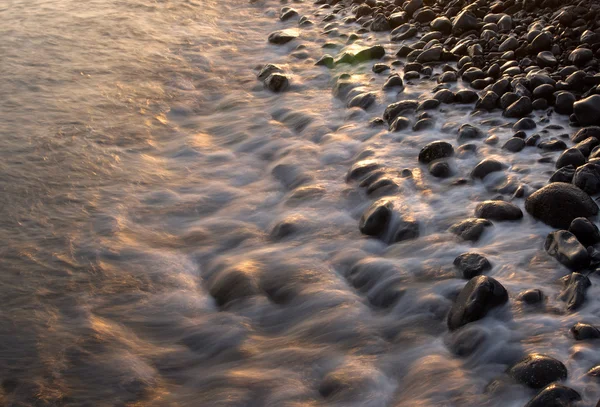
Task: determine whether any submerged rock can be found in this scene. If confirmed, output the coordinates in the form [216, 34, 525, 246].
[524, 383, 581, 407]
[447, 275, 508, 331]
[449, 218, 493, 242]
[560, 272, 591, 312]
[475, 201, 523, 221]
[571, 322, 600, 340]
[544, 230, 590, 271]
[418, 141, 454, 164]
[453, 253, 492, 279]
[359, 199, 392, 237]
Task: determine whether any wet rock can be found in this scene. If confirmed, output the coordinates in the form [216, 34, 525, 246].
[372, 63, 389, 74]
[447, 275, 508, 331]
[389, 116, 411, 132]
[429, 161, 451, 178]
[524, 383, 581, 407]
[572, 127, 600, 143]
[207, 264, 261, 307]
[264, 73, 290, 92]
[452, 10, 479, 34]
[258, 64, 284, 81]
[538, 139, 567, 152]
[476, 91, 500, 111]
[560, 273, 591, 311]
[457, 124, 484, 141]
[530, 31, 553, 53]
[574, 137, 599, 158]
[568, 48, 593, 67]
[571, 322, 600, 340]
[359, 199, 392, 237]
[537, 51, 558, 68]
[280, 8, 298, 21]
[504, 96, 533, 118]
[513, 118, 536, 131]
[500, 92, 520, 110]
[574, 95, 600, 126]
[383, 74, 404, 89]
[475, 201, 523, 221]
[471, 158, 503, 180]
[316, 54, 335, 68]
[417, 99, 440, 111]
[556, 148, 586, 170]
[503, 137, 525, 153]
[454, 90, 478, 104]
[431, 16, 452, 34]
[517, 289, 544, 304]
[449, 218, 493, 242]
[569, 217, 600, 247]
[383, 100, 418, 123]
[391, 23, 418, 41]
[549, 166, 576, 183]
[347, 160, 380, 182]
[393, 220, 420, 243]
[545, 230, 590, 271]
[416, 46, 442, 63]
[354, 45, 386, 62]
[447, 325, 487, 357]
[268, 29, 298, 45]
[370, 14, 390, 32]
[508, 354, 568, 389]
[433, 89, 455, 104]
[413, 118, 434, 131]
[454, 253, 492, 279]
[418, 141, 454, 164]
[347, 92, 376, 110]
[525, 183, 599, 229]
[573, 162, 600, 195]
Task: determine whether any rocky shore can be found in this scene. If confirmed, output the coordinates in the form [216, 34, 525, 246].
[259, 0, 600, 405]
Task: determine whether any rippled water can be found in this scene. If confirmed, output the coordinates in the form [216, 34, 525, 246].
[2, 0, 600, 406]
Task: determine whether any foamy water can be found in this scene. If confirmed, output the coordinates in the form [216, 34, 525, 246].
[1, 0, 599, 406]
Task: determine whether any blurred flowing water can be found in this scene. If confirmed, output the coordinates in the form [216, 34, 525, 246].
[1, 0, 600, 406]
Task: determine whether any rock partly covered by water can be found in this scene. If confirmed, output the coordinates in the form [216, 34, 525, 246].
[447, 275, 508, 331]
[525, 183, 598, 229]
[509, 354, 568, 389]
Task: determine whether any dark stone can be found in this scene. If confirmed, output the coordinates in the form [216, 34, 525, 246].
[471, 158, 503, 180]
[571, 322, 600, 340]
[508, 354, 568, 389]
[316, 54, 335, 68]
[568, 48, 594, 67]
[454, 253, 492, 279]
[393, 220, 420, 242]
[549, 166, 576, 183]
[347, 93, 376, 110]
[545, 230, 590, 271]
[475, 200, 523, 221]
[530, 32, 553, 53]
[572, 127, 600, 143]
[433, 89, 455, 104]
[524, 384, 581, 407]
[504, 96, 533, 118]
[569, 217, 600, 247]
[500, 92, 520, 110]
[264, 73, 290, 92]
[447, 325, 487, 357]
[354, 45, 386, 62]
[454, 90, 478, 104]
[532, 84, 555, 101]
[476, 91, 500, 111]
[359, 200, 392, 237]
[537, 51, 557, 68]
[449, 218, 493, 242]
[554, 91, 576, 115]
[419, 141, 454, 164]
[413, 7, 436, 23]
[573, 162, 600, 195]
[389, 116, 411, 132]
[268, 30, 298, 45]
[391, 23, 418, 41]
[458, 124, 484, 141]
[370, 14, 390, 31]
[556, 148, 586, 169]
[560, 272, 591, 311]
[429, 161, 451, 178]
[447, 275, 508, 331]
[574, 137, 599, 157]
[538, 139, 567, 151]
[431, 16, 452, 34]
[452, 10, 479, 34]
[517, 289, 544, 304]
[372, 63, 389, 73]
[532, 99, 548, 110]
[347, 160, 380, 182]
[383, 74, 404, 89]
[513, 118, 536, 131]
[503, 137, 526, 152]
[525, 183, 599, 229]
[207, 265, 261, 307]
[417, 99, 440, 111]
[574, 95, 600, 126]
[413, 118, 434, 131]
[383, 100, 418, 123]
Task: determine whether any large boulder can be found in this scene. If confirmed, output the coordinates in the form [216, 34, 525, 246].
[574, 95, 600, 126]
[573, 162, 600, 195]
[525, 183, 598, 229]
[447, 275, 508, 331]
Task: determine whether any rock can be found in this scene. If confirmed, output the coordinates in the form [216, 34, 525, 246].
[571, 322, 600, 340]
[498, 15, 512, 32]
[383, 74, 404, 89]
[452, 10, 479, 34]
[574, 95, 600, 126]
[347, 92, 376, 110]
[524, 384, 581, 407]
[504, 97, 533, 118]
[207, 264, 261, 307]
[545, 230, 590, 271]
[476, 91, 500, 111]
[354, 45, 385, 62]
[499, 36, 518, 52]
[372, 63, 389, 74]
[419, 141, 454, 164]
[454, 90, 478, 104]
[503, 137, 525, 152]
[413, 7, 436, 23]
[501, 92, 520, 110]
[370, 14, 390, 31]
[550, 166, 576, 183]
[347, 160, 380, 182]
[454, 253, 492, 279]
[588, 366, 600, 377]
[416, 99, 440, 111]
[572, 127, 600, 143]
[575, 137, 599, 157]
[556, 148, 585, 170]
[517, 289, 544, 304]
[383, 100, 418, 123]
[530, 31, 553, 53]
[447, 325, 487, 357]
[449, 218, 493, 242]
[513, 118, 536, 131]
[416, 46, 442, 63]
[538, 139, 567, 152]
[471, 158, 503, 180]
[268, 29, 298, 45]
[429, 161, 451, 178]
[537, 51, 557, 68]
[433, 89, 455, 104]
[475, 201, 523, 221]
[431, 16, 452, 34]
[389, 12, 408, 29]
[509, 354, 568, 389]
[525, 183, 599, 229]
[438, 71, 457, 83]
[573, 162, 600, 195]
[391, 23, 418, 41]
[569, 217, 600, 247]
[389, 116, 410, 132]
[413, 118, 434, 131]
[560, 273, 591, 311]
[316, 54, 335, 68]
[264, 73, 290, 92]
[447, 275, 508, 331]
[280, 8, 298, 21]
[359, 199, 392, 237]
[393, 220, 420, 242]
[568, 48, 594, 67]
[457, 124, 484, 141]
